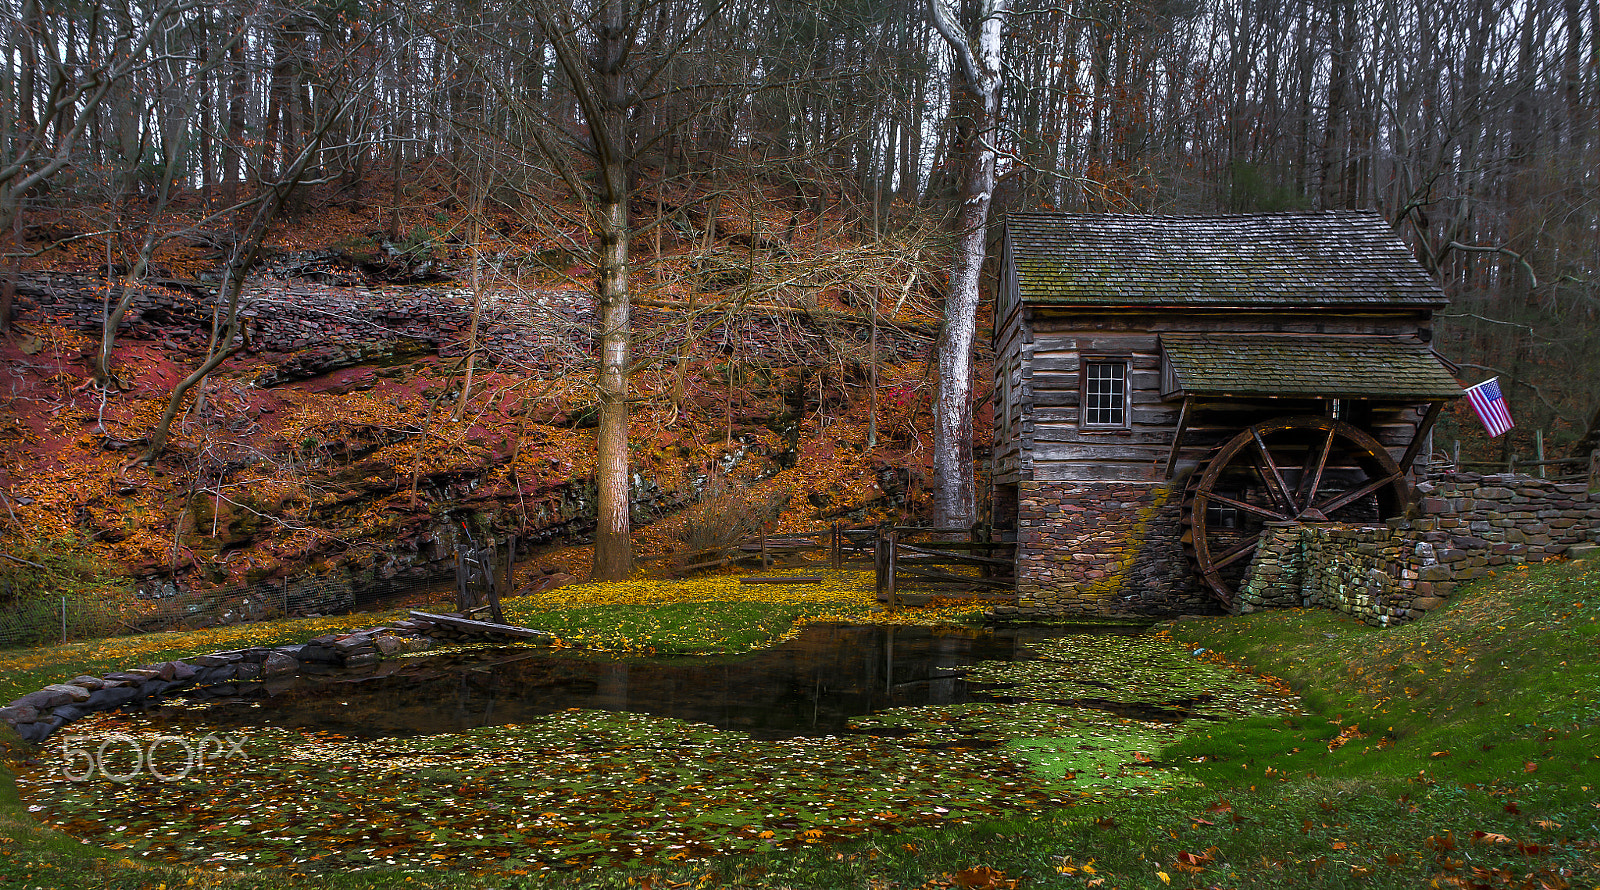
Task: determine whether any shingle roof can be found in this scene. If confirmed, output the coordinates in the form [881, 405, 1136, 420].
[1160, 334, 1464, 399]
[1004, 211, 1448, 307]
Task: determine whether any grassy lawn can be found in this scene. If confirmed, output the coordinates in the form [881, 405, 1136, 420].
[2, 560, 1597, 889]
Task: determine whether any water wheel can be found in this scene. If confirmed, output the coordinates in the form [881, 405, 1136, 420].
[1181, 415, 1410, 606]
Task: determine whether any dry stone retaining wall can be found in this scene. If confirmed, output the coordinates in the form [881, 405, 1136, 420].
[0, 614, 550, 744]
[1238, 475, 1600, 625]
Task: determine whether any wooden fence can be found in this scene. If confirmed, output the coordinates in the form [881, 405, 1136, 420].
[870, 526, 1017, 609]
[451, 536, 516, 624]
[635, 523, 1020, 609]
[1444, 439, 1600, 485]
[636, 524, 855, 576]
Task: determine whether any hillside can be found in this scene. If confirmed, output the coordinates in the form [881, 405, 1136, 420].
[0, 174, 972, 632]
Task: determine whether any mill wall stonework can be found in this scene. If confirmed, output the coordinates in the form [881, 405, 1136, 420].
[999, 479, 1215, 618]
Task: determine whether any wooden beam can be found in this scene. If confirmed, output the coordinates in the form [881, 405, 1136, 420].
[409, 611, 552, 640]
[1164, 396, 1191, 480]
[1397, 401, 1445, 474]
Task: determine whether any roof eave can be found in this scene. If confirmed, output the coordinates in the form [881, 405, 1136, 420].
[1175, 389, 1465, 401]
[1018, 298, 1451, 310]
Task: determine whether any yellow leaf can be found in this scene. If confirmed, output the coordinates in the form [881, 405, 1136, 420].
[1157, 871, 1171, 884]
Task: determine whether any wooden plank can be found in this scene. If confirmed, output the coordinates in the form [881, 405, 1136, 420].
[895, 564, 1014, 588]
[898, 544, 1014, 567]
[892, 540, 1015, 552]
[1033, 462, 1161, 482]
[1031, 441, 1170, 462]
[669, 556, 736, 573]
[739, 576, 824, 585]
[1030, 425, 1176, 445]
[409, 611, 551, 639]
[637, 545, 737, 563]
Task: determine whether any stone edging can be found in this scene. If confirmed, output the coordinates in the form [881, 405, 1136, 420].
[0, 614, 550, 744]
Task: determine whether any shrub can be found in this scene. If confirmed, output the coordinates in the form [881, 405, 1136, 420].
[671, 477, 791, 567]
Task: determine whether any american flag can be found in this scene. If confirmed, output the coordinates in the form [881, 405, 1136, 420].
[1465, 377, 1515, 438]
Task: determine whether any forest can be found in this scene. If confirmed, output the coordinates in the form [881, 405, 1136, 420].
[2, 0, 1598, 608]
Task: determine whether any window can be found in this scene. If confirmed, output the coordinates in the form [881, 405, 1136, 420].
[1081, 360, 1128, 428]
[1206, 500, 1240, 530]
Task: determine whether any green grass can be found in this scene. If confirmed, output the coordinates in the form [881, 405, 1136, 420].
[2, 559, 1597, 889]
[508, 601, 810, 653]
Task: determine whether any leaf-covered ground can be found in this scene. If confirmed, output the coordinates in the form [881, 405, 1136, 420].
[14, 632, 1295, 875]
[3, 558, 1595, 889]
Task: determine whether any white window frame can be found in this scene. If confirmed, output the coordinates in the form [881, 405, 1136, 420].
[1080, 358, 1130, 430]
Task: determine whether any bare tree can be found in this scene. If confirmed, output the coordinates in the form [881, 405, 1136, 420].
[0, 0, 187, 332]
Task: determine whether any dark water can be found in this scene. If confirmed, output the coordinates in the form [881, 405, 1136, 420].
[135, 623, 1143, 740]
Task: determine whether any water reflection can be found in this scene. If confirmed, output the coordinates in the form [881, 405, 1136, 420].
[139, 623, 1137, 740]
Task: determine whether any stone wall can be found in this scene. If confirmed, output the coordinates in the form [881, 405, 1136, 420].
[1237, 475, 1600, 625]
[0, 613, 550, 744]
[998, 480, 1214, 618]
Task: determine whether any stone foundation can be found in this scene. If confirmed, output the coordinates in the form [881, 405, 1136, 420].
[1238, 475, 1600, 625]
[1006, 480, 1213, 616]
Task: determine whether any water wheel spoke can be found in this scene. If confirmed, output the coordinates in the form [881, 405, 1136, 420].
[1250, 427, 1299, 513]
[1211, 537, 1259, 570]
[1313, 470, 1405, 516]
[1202, 491, 1291, 522]
[1297, 427, 1336, 510]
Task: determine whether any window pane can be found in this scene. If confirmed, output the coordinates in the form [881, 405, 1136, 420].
[1084, 362, 1126, 426]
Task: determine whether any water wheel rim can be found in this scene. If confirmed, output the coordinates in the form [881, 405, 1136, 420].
[1186, 415, 1409, 606]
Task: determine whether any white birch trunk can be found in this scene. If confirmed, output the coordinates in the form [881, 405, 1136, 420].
[929, 0, 1009, 530]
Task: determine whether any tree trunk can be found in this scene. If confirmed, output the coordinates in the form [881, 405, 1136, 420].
[928, 0, 1008, 530]
[591, 197, 633, 579]
[0, 216, 18, 334]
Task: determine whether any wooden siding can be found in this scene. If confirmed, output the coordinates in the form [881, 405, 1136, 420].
[1008, 308, 1440, 483]
[990, 233, 1032, 486]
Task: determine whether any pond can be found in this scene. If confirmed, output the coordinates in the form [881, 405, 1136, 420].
[130, 623, 1143, 740]
[17, 624, 1299, 873]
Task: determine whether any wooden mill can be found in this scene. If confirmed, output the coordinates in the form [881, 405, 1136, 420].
[987, 211, 1464, 613]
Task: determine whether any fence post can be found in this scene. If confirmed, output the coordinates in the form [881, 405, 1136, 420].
[504, 534, 517, 596]
[486, 542, 505, 624]
[454, 549, 468, 613]
[760, 523, 769, 569]
[874, 526, 886, 603]
[831, 522, 841, 570]
[1536, 430, 1546, 479]
[61, 595, 67, 644]
[885, 529, 898, 610]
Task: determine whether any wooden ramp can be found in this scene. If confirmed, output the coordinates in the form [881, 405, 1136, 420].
[408, 611, 552, 642]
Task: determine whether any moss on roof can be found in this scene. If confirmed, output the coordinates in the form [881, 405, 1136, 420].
[1160, 333, 1463, 399]
[1004, 211, 1449, 308]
